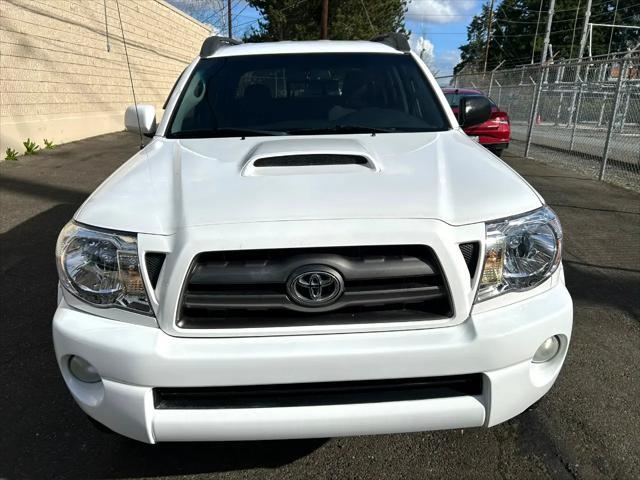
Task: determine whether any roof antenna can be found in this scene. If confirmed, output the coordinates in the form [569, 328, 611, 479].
[115, 0, 144, 150]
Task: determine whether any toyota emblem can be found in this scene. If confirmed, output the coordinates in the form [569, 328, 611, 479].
[286, 266, 344, 307]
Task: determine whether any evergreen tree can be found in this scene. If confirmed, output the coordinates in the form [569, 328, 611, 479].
[244, 0, 408, 41]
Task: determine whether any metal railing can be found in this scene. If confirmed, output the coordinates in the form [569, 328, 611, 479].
[437, 52, 640, 192]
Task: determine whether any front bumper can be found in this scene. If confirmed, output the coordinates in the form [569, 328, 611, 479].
[53, 282, 572, 443]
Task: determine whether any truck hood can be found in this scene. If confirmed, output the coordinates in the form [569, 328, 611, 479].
[75, 131, 543, 235]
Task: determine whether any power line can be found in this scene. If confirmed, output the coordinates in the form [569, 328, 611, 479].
[607, 0, 620, 55]
[530, 0, 543, 64]
[569, 0, 582, 59]
[115, 0, 143, 150]
[359, 0, 376, 34]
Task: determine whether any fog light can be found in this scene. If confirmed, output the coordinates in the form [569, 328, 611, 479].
[533, 336, 561, 363]
[68, 356, 101, 383]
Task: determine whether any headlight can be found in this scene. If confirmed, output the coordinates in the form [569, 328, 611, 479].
[56, 222, 151, 314]
[476, 206, 562, 302]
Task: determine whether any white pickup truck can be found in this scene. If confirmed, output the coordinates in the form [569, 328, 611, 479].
[53, 34, 572, 443]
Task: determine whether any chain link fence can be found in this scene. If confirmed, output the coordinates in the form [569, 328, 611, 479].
[436, 52, 640, 192]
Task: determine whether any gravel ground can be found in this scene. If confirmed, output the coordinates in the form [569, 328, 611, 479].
[1, 132, 639, 479]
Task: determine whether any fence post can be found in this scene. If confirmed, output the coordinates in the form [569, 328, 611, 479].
[524, 65, 545, 158]
[619, 92, 630, 133]
[597, 100, 606, 126]
[569, 82, 584, 151]
[555, 92, 564, 125]
[599, 58, 627, 181]
[488, 71, 494, 96]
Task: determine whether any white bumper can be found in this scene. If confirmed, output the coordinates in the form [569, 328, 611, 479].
[53, 283, 572, 443]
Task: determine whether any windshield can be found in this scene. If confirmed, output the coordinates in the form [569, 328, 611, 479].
[167, 53, 450, 138]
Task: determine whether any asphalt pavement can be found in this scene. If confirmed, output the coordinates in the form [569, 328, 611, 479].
[1, 132, 639, 480]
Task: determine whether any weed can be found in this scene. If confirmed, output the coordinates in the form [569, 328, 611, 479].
[43, 139, 56, 150]
[5, 148, 19, 161]
[23, 138, 40, 155]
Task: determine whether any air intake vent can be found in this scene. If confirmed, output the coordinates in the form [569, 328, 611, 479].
[253, 154, 370, 168]
[459, 242, 480, 278]
[145, 253, 166, 288]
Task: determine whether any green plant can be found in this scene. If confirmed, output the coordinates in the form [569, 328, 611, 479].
[5, 147, 19, 161]
[43, 138, 56, 150]
[23, 138, 40, 155]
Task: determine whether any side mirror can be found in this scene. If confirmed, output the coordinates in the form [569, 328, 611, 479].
[458, 96, 492, 128]
[125, 104, 157, 138]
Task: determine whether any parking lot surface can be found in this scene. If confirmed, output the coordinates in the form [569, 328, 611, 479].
[1, 132, 638, 479]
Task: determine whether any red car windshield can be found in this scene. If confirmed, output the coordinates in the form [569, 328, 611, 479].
[444, 92, 495, 109]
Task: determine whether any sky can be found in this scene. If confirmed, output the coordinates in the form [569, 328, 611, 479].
[406, 0, 482, 77]
[167, 0, 484, 78]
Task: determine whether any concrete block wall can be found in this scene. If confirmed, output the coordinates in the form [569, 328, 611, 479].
[0, 0, 210, 155]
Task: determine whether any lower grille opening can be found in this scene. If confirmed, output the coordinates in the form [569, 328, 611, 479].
[153, 374, 483, 409]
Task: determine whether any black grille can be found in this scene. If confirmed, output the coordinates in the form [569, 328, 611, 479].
[145, 252, 166, 288]
[253, 154, 369, 167]
[153, 374, 482, 409]
[178, 245, 453, 329]
[459, 242, 480, 278]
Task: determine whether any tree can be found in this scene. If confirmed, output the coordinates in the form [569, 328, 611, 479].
[244, 0, 409, 41]
[454, 2, 492, 74]
[455, 0, 640, 73]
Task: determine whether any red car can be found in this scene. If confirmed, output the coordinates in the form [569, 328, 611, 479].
[443, 88, 510, 157]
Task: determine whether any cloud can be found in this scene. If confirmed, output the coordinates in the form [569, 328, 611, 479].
[407, 0, 477, 24]
[438, 49, 461, 67]
[410, 33, 461, 77]
[410, 34, 435, 67]
[435, 49, 461, 77]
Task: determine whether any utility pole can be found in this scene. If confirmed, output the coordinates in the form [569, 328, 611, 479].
[540, 0, 555, 64]
[483, 0, 495, 72]
[227, 0, 232, 37]
[321, 0, 329, 39]
[577, 0, 592, 61]
[531, 0, 544, 64]
[568, 0, 592, 133]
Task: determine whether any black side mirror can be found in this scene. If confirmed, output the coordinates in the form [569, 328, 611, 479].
[458, 96, 492, 128]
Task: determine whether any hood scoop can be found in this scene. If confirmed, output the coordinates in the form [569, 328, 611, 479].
[241, 138, 379, 176]
[254, 153, 370, 168]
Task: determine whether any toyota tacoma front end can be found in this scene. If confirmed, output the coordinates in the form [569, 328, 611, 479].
[53, 35, 572, 443]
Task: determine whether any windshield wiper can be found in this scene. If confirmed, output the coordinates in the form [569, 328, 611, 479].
[287, 125, 396, 135]
[170, 128, 286, 138]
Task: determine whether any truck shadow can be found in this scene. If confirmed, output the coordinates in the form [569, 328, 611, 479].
[563, 261, 640, 320]
[0, 205, 325, 479]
